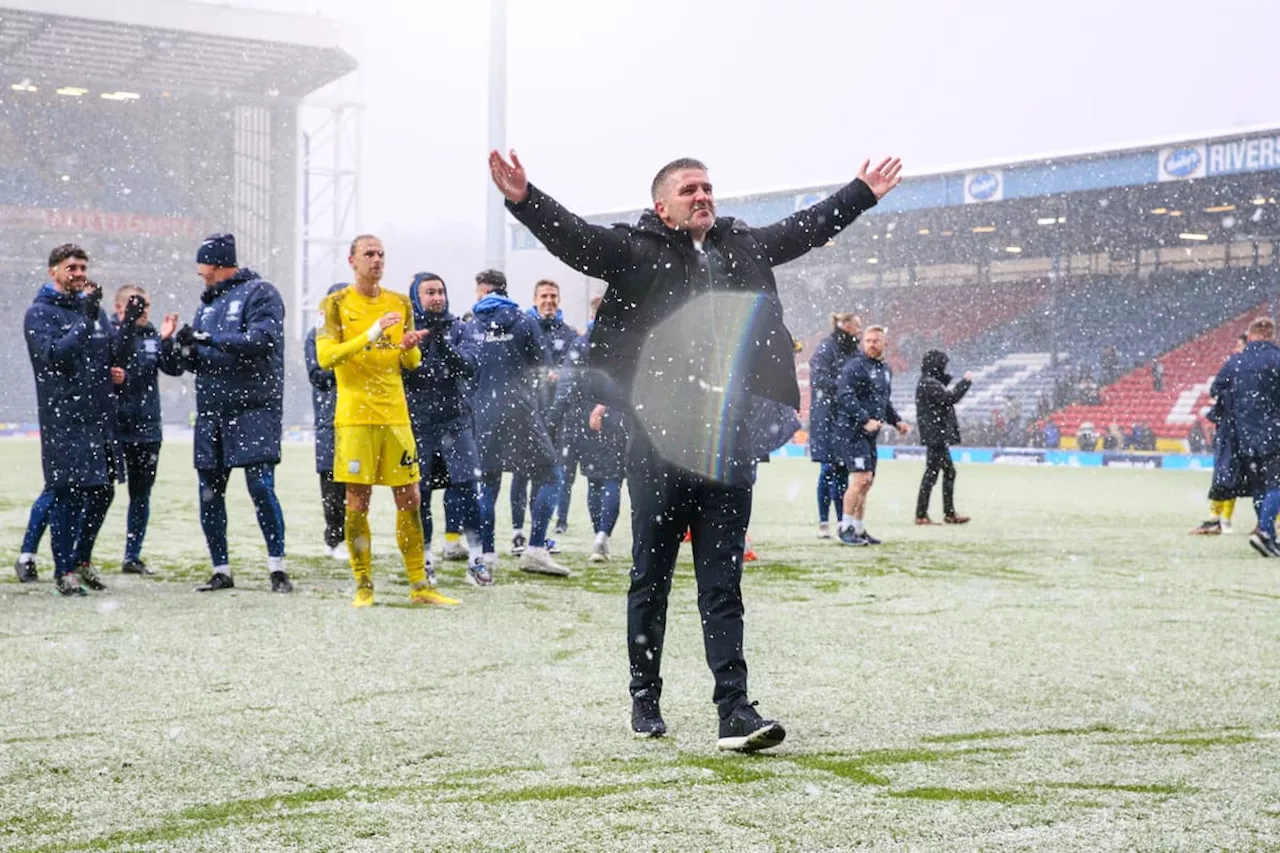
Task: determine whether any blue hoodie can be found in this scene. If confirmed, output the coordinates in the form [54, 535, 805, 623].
[467, 292, 557, 475]
[403, 273, 479, 431]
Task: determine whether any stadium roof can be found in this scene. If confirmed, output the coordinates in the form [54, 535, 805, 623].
[0, 0, 356, 99]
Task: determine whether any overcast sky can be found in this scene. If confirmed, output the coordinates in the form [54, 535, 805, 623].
[203, 0, 1280, 294]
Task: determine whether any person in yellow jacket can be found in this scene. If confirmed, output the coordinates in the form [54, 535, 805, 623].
[316, 234, 458, 607]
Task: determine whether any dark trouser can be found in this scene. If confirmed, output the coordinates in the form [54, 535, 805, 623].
[21, 486, 54, 554]
[443, 486, 466, 536]
[49, 484, 115, 578]
[122, 442, 160, 561]
[319, 470, 346, 548]
[481, 469, 557, 553]
[557, 452, 579, 526]
[626, 438, 751, 716]
[198, 463, 285, 566]
[816, 462, 848, 524]
[419, 480, 480, 547]
[587, 478, 622, 535]
[916, 443, 956, 519]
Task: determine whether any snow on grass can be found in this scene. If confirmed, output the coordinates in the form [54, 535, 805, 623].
[1, 441, 1278, 850]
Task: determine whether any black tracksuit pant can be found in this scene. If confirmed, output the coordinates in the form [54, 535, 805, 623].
[625, 435, 751, 717]
[319, 469, 346, 549]
[916, 443, 956, 519]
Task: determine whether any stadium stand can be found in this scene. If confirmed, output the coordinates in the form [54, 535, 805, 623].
[1051, 300, 1267, 442]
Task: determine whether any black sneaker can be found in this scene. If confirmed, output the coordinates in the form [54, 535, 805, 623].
[14, 556, 37, 583]
[1248, 531, 1280, 558]
[553, 521, 568, 536]
[510, 532, 527, 555]
[270, 570, 294, 593]
[78, 563, 107, 591]
[631, 697, 667, 738]
[121, 558, 155, 576]
[55, 572, 87, 597]
[837, 527, 867, 547]
[717, 701, 786, 752]
[1191, 519, 1223, 535]
[197, 572, 235, 592]
[861, 530, 882, 545]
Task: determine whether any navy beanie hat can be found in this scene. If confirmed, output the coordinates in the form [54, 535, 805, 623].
[197, 233, 237, 268]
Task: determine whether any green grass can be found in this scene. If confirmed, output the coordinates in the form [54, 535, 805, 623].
[1, 441, 1277, 851]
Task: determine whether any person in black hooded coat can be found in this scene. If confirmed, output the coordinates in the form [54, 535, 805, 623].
[491, 148, 902, 750]
[404, 272, 492, 586]
[914, 349, 973, 524]
[807, 312, 861, 537]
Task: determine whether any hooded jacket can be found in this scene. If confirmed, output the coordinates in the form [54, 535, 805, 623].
[113, 318, 180, 444]
[807, 327, 860, 462]
[915, 349, 971, 447]
[161, 268, 285, 417]
[1215, 339, 1280, 460]
[506, 178, 878, 469]
[466, 292, 557, 474]
[404, 273, 480, 432]
[23, 284, 123, 487]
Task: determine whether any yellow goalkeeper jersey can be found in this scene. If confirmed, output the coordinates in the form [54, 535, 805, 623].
[315, 285, 422, 427]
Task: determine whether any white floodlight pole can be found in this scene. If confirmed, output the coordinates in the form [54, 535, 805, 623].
[485, 0, 508, 271]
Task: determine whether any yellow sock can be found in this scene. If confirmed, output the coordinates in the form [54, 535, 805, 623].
[397, 507, 426, 585]
[346, 507, 373, 586]
[444, 532, 461, 544]
[1208, 500, 1225, 520]
[1222, 499, 1236, 522]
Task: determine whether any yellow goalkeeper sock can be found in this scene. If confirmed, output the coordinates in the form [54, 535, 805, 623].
[1207, 500, 1225, 521]
[397, 507, 427, 586]
[1221, 498, 1236, 523]
[345, 507, 373, 587]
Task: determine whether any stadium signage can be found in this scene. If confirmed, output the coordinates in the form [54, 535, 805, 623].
[1157, 144, 1206, 181]
[0, 206, 199, 237]
[1207, 134, 1280, 176]
[964, 171, 1003, 203]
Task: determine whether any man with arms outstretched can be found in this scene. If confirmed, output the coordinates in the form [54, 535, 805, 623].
[491, 148, 901, 750]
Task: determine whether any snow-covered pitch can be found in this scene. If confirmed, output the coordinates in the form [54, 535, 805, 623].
[2, 440, 1276, 851]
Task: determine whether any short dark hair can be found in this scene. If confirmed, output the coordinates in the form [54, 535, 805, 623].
[349, 234, 379, 257]
[650, 158, 708, 201]
[475, 268, 507, 295]
[48, 243, 88, 268]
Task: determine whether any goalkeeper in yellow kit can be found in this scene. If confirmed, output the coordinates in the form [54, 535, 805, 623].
[316, 234, 458, 607]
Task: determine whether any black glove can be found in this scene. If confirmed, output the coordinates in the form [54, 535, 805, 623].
[81, 284, 102, 319]
[123, 294, 146, 327]
[191, 329, 212, 345]
[175, 324, 196, 347]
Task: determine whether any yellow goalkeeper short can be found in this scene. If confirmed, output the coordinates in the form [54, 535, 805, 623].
[334, 425, 420, 487]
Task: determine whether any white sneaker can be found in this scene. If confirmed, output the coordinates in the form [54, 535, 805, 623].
[331, 541, 350, 561]
[442, 540, 470, 561]
[1221, 519, 1235, 534]
[588, 532, 610, 563]
[817, 522, 831, 539]
[519, 546, 570, 577]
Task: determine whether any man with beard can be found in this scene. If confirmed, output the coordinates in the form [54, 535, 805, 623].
[405, 272, 492, 587]
[491, 148, 900, 749]
[913, 349, 973, 525]
[162, 233, 293, 593]
[22, 246, 122, 595]
[807, 312, 861, 538]
[316, 236, 457, 607]
[835, 326, 911, 546]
